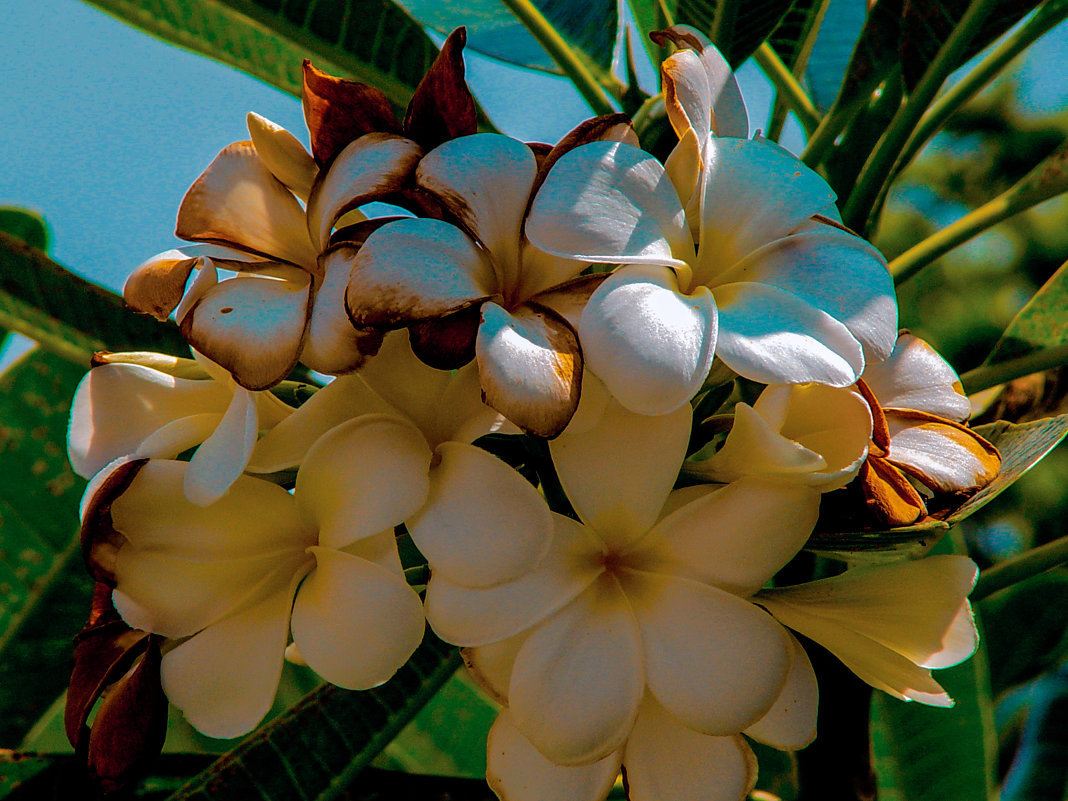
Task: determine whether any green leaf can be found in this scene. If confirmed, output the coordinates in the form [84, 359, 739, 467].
[0, 209, 49, 252]
[623, 0, 672, 72]
[832, 0, 903, 109]
[869, 534, 998, 801]
[373, 669, 496, 778]
[0, 231, 187, 365]
[795, 0, 867, 111]
[396, 0, 617, 83]
[984, 259, 1068, 366]
[165, 633, 461, 801]
[0, 349, 91, 745]
[676, 0, 797, 67]
[0, 752, 53, 799]
[768, 0, 827, 74]
[806, 413, 1068, 561]
[83, 0, 440, 108]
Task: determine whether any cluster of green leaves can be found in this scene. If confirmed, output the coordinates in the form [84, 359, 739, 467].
[2, 1, 1068, 800]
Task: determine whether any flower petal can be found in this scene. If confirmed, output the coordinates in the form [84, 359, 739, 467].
[417, 134, 536, 291]
[306, 132, 422, 251]
[291, 547, 424, 689]
[425, 514, 602, 646]
[758, 555, 978, 677]
[409, 441, 552, 588]
[550, 394, 691, 549]
[580, 264, 717, 415]
[885, 412, 1000, 493]
[246, 112, 316, 200]
[176, 142, 317, 269]
[634, 478, 820, 597]
[742, 633, 818, 749]
[863, 333, 971, 420]
[123, 250, 201, 320]
[183, 387, 259, 506]
[625, 571, 792, 735]
[160, 586, 293, 738]
[462, 630, 529, 704]
[301, 61, 400, 165]
[344, 218, 497, 325]
[302, 249, 384, 374]
[726, 228, 897, 362]
[181, 273, 311, 391]
[68, 364, 232, 478]
[694, 138, 835, 282]
[510, 575, 644, 765]
[487, 710, 622, 801]
[624, 698, 757, 801]
[295, 415, 432, 549]
[404, 27, 478, 149]
[714, 281, 864, 387]
[476, 302, 581, 438]
[526, 141, 695, 267]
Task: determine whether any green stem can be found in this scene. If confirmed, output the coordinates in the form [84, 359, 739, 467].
[841, 0, 1001, 233]
[497, 0, 617, 116]
[631, 93, 665, 141]
[754, 43, 821, 135]
[960, 343, 1068, 394]
[895, 1, 1068, 182]
[973, 534, 1068, 601]
[404, 564, 430, 586]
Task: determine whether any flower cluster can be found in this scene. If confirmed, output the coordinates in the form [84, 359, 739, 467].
[70, 26, 1000, 800]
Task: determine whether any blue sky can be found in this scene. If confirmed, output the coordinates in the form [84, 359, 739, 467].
[1, 1, 1064, 299]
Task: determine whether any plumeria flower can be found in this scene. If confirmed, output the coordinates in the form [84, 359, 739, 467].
[124, 29, 480, 389]
[525, 135, 898, 416]
[68, 351, 291, 505]
[79, 414, 433, 738]
[425, 398, 823, 766]
[853, 332, 1001, 525]
[342, 120, 636, 437]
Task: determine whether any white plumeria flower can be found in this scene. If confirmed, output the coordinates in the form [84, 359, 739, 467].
[525, 136, 897, 416]
[68, 351, 292, 506]
[125, 113, 420, 389]
[856, 332, 1000, 525]
[80, 414, 432, 739]
[341, 127, 634, 437]
[687, 381, 874, 491]
[425, 398, 823, 765]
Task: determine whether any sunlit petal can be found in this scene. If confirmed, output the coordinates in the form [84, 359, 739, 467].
[885, 413, 1000, 493]
[863, 333, 971, 420]
[743, 633, 818, 749]
[246, 112, 316, 200]
[302, 249, 381, 374]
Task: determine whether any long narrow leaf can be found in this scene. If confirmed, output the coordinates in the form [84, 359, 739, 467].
[676, 0, 796, 67]
[166, 634, 461, 801]
[984, 260, 1068, 367]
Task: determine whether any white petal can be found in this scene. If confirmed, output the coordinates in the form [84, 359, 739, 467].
[695, 138, 835, 283]
[462, 631, 529, 704]
[714, 281, 864, 387]
[301, 252, 377, 374]
[743, 633, 818, 749]
[550, 394, 691, 550]
[624, 698, 757, 801]
[68, 364, 232, 478]
[176, 141, 317, 269]
[291, 547, 424, 689]
[306, 132, 422, 250]
[662, 49, 713, 144]
[726, 228, 897, 362]
[516, 240, 589, 300]
[510, 575, 644, 765]
[476, 302, 581, 438]
[408, 441, 551, 588]
[355, 329, 453, 434]
[885, 414, 1000, 492]
[182, 273, 311, 391]
[863, 333, 971, 420]
[135, 413, 223, 461]
[425, 514, 603, 646]
[183, 387, 259, 506]
[487, 710, 622, 801]
[634, 478, 820, 597]
[580, 264, 717, 415]
[161, 586, 294, 738]
[295, 415, 432, 549]
[526, 141, 695, 267]
[417, 134, 536, 292]
[246, 112, 317, 200]
[436, 362, 518, 444]
[625, 571, 791, 735]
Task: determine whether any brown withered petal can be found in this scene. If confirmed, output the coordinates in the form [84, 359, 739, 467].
[80, 458, 148, 585]
[859, 456, 928, 527]
[66, 583, 149, 751]
[404, 27, 478, 151]
[302, 60, 401, 165]
[124, 254, 201, 321]
[883, 410, 1001, 494]
[530, 113, 637, 202]
[475, 301, 582, 438]
[88, 635, 168, 795]
[408, 303, 482, 370]
[855, 378, 891, 456]
[181, 274, 312, 391]
[650, 26, 707, 52]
